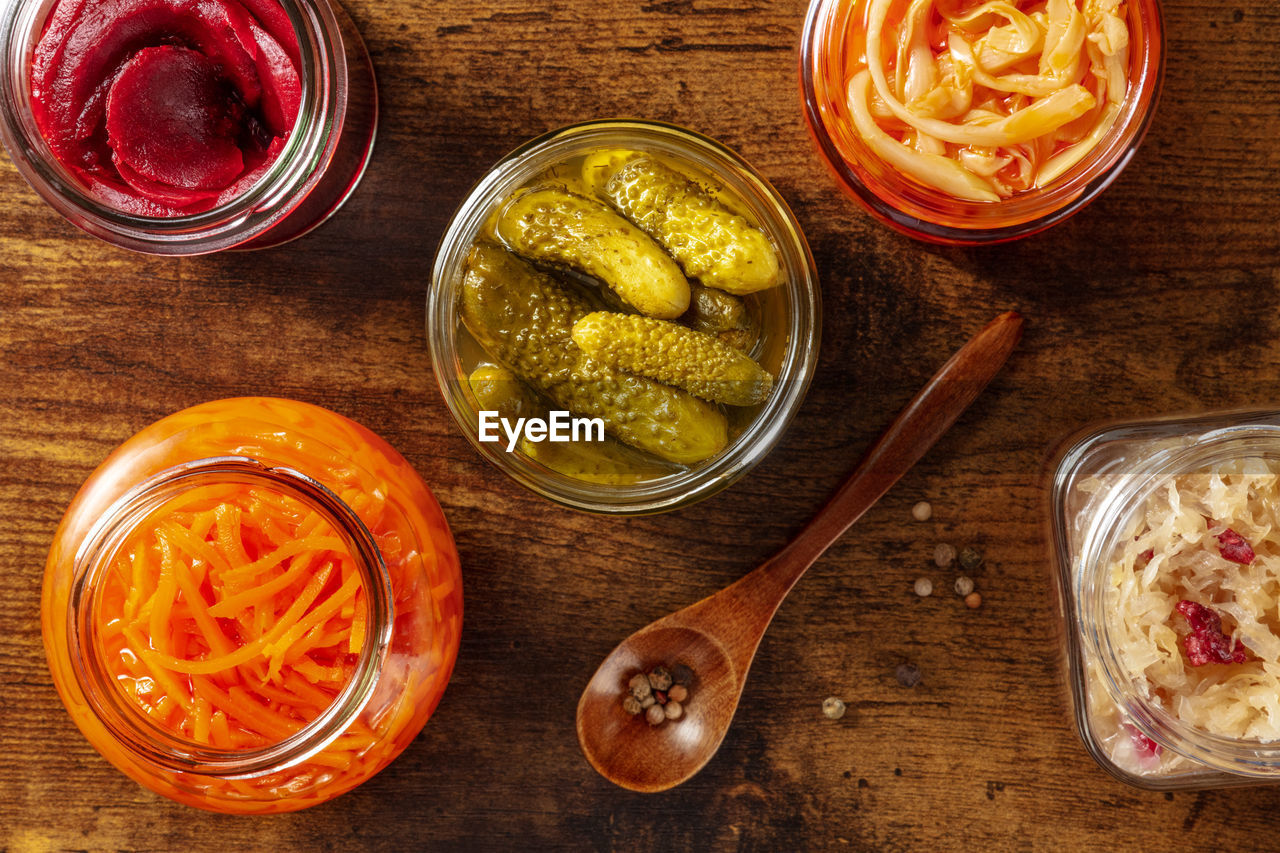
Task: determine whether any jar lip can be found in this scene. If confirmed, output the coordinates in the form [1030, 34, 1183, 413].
[67, 456, 394, 776]
[798, 0, 1166, 244]
[0, 0, 347, 252]
[427, 118, 821, 514]
[1064, 418, 1280, 776]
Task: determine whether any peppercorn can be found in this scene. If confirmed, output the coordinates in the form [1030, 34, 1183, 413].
[646, 704, 665, 726]
[648, 666, 673, 691]
[671, 663, 694, 686]
[640, 695, 655, 709]
[954, 575, 974, 597]
[668, 684, 688, 703]
[622, 695, 643, 715]
[629, 673, 652, 701]
[912, 501, 932, 521]
[895, 663, 922, 688]
[934, 543, 956, 568]
[822, 697, 846, 720]
[958, 547, 982, 571]
[913, 577, 933, 597]
[664, 701, 684, 721]
[964, 592, 983, 609]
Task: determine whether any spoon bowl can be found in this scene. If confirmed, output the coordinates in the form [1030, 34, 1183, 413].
[577, 626, 738, 793]
[576, 311, 1024, 792]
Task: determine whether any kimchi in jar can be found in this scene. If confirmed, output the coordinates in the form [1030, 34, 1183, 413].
[41, 398, 462, 812]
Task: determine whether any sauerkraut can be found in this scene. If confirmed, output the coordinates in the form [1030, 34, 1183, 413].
[1088, 457, 1280, 776]
[844, 0, 1131, 200]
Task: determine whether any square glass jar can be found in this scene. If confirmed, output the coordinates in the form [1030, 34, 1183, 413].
[1050, 409, 1280, 790]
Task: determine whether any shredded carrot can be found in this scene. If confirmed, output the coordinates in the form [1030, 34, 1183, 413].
[96, 483, 366, 752]
[65, 398, 464, 813]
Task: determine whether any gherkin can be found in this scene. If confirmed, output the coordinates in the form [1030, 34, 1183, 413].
[460, 244, 727, 465]
[494, 186, 690, 320]
[521, 439, 659, 485]
[468, 363, 667, 483]
[467, 364, 544, 421]
[599, 154, 783, 295]
[571, 311, 774, 407]
[580, 149, 642, 199]
[680, 283, 761, 354]
[682, 282, 747, 333]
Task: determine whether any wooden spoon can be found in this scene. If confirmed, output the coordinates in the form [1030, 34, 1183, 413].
[576, 310, 1023, 792]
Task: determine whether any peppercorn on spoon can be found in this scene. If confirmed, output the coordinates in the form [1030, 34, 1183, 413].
[576, 310, 1024, 792]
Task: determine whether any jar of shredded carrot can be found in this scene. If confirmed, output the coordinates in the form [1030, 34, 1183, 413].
[41, 398, 463, 813]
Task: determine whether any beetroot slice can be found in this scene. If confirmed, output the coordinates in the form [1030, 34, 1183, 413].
[236, 0, 301, 67]
[32, 0, 264, 172]
[105, 45, 245, 190]
[113, 157, 224, 207]
[248, 18, 300, 136]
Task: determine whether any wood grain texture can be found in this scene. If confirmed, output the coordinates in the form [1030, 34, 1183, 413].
[2, 0, 1279, 850]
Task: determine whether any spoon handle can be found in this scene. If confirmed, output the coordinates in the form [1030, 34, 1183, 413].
[755, 310, 1024, 600]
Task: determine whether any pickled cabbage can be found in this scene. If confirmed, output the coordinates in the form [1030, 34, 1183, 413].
[845, 0, 1131, 199]
[1089, 458, 1280, 776]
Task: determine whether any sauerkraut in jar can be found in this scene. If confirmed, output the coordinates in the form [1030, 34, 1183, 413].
[1052, 416, 1280, 790]
[1088, 459, 1280, 778]
[845, 0, 1132, 200]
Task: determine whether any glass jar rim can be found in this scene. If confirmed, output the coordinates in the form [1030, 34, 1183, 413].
[427, 118, 821, 514]
[0, 0, 348, 253]
[1073, 420, 1280, 777]
[799, 0, 1166, 245]
[65, 456, 394, 776]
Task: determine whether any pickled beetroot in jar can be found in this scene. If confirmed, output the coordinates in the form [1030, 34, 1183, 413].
[30, 0, 303, 216]
[0, 0, 378, 253]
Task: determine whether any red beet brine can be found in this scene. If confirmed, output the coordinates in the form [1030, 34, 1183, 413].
[31, 0, 302, 215]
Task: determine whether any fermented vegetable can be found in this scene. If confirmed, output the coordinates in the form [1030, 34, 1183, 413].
[844, 0, 1131, 199]
[1090, 458, 1280, 775]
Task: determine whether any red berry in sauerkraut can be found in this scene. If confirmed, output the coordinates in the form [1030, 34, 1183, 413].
[1088, 458, 1280, 776]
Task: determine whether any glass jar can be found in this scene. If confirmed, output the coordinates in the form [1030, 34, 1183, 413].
[1050, 409, 1280, 789]
[427, 119, 820, 514]
[800, 0, 1165, 244]
[42, 398, 462, 812]
[0, 0, 377, 254]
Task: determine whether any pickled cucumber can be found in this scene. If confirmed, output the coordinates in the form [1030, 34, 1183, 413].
[683, 282, 747, 334]
[599, 155, 783, 295]
[494, 186, 691, 320]
[460, 243, 727, 464]
[583, 148, 752, 218]
[716, 327, 760, 354]
[581, 149, 642, 198]
[571, 311, 774, 407]
[468, 364, 543, 421]
[522, 438, 665, 485]
[680, 283, 762, 354]
[470, 363, 669, 483]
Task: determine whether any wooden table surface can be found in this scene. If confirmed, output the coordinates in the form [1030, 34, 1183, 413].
[2, 0, 1279, 850]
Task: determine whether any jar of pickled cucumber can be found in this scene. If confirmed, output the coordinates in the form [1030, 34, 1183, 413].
[42, 397, 462, 812]
[428, 120, 821, 514]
